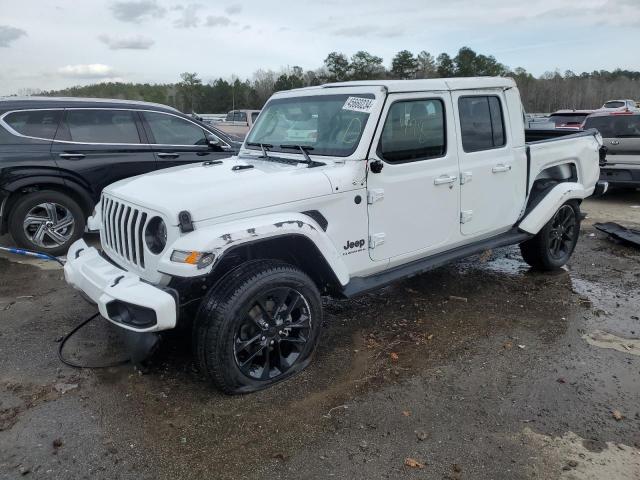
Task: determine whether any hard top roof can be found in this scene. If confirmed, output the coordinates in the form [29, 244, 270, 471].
[298, 76, 516, 93]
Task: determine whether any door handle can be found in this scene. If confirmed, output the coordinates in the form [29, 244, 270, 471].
[492, 164, 511, 173]
[58, 153, 85, 159]
[434, 175, 457, 185]
[157, 152, 180, 159]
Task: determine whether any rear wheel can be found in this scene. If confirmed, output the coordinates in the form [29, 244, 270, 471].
[8, 190, 85, 256]
[194, 260, 322, 394]
[520, 202, 580, 270]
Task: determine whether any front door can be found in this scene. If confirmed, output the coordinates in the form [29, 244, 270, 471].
[141, 111, 233, 170]
[367, 93, 460, 262]
[451, 92, 525, 236]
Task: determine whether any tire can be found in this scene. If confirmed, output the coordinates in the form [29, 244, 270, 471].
[194, 260, 323, 394]
[520, 201, 580, 271]
[8, 190, 85, 257]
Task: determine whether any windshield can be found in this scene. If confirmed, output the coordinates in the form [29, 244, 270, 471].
[603, 101, 625, 109]
[584, 115, 640, 137]
[245, 93, 375, 157]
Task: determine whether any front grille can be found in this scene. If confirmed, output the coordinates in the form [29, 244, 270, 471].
[101, 196, 148, 270]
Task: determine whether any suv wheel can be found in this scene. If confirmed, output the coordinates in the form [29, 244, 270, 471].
[194, 260, 322, 394]
[8, 190, 85, 257]
[520, 202, 580, 270]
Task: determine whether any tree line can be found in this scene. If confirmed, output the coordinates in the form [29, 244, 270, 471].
[37, 47, 640, 114]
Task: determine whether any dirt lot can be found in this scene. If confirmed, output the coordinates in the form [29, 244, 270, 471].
[1, 191, 639, 480]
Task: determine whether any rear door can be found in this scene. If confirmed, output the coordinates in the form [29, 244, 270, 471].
[0, 109, 62, 176]
[451, 92, 525, 236]
[140, 111, 233, 170]
[366, 93, 460, 262]
[51, 109, 156, 198]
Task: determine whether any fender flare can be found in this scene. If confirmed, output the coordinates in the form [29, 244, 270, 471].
[157, 212, 350, 286]
[518, 182, 592, 235]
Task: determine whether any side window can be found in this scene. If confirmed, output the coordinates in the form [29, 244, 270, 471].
[458, 96, 506, 152]
[143, 111, 207, 145]
[378, 99, 446, 163]
[3, 110, 63, 140]
[251, 112, 259, 123]
[234, 111, 247, 122]
[65, 110, 140, 144]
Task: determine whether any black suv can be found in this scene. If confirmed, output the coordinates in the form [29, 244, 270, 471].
[0, 97, 241, 255]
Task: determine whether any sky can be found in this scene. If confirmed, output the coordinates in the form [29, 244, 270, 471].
[0, 0, 638, 95]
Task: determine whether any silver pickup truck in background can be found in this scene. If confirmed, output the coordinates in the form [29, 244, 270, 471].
[214, 109, 261, 138]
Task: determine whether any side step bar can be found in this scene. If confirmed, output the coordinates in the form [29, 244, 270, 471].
[341, 229, 533, 298]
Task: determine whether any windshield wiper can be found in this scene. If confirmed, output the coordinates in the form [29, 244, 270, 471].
[245, 142, 273, 159]
[243, 142, 299, 166]
[279, 145, 326, 167]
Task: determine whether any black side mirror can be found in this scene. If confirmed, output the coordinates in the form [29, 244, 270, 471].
[206, 134, 220, 147]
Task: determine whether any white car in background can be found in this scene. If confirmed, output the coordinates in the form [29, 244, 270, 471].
[598, 99, 638, 112]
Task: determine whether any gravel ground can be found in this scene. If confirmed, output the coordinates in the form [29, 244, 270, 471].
[1, 190, 639, 480]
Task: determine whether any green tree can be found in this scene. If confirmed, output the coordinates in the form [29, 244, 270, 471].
[324, 52, 350, 81]
[177, 72, 202, 112]
[416, 51, 438, 78]
[436, 53, 455, 77]
[350, 51, 384, 80]
[453, 47, 477, 76]
[391, 50, 418, 79]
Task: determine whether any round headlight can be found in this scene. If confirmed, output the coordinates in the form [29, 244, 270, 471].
[145, 216, 167, 254]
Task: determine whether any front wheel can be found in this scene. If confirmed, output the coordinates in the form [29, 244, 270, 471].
[520, 202, 580, 270]
[194, 260, 323, 394]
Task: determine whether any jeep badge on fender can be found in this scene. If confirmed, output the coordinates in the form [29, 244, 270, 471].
[344, 239, 366, 250]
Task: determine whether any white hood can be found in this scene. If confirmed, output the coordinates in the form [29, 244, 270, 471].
[103, 156, 335, 225]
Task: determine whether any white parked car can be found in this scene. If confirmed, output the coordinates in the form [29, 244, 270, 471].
[64, 77, 607, 394]
[598, 99, 638, 112]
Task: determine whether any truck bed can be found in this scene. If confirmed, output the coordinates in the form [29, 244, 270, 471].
[525, 128, 602, 195]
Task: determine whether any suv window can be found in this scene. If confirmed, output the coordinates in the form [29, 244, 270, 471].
[584, 115, 640, 138]
[378, 99, 446, 163]
[64, 110, 140, 144]
[143, 111, 207, 145]
[604, 101, 625, 109]
[3, 110, 63, 140]
[459, 96, 506, 152]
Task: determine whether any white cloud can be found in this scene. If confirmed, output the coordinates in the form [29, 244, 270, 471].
[98, 34, 155, 49]
[57, 64, 117, 79]
[225, 4, 242, 15]
[110, 0, 166, 23]
[0, 25, 27, 47]
[174, 3, 201, 28]
[205, 16, 231, 27]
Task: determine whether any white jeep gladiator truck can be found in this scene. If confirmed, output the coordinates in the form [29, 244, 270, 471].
[64, 77, 608, 394]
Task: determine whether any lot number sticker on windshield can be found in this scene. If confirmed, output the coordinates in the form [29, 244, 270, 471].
[342, 97, 375, 113]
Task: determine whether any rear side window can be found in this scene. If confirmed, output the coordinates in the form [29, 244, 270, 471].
[64, 110, 140, 144]
[378, 99, 446, 163]
[3, 110, 62, 140]
[143, 111, 207, 145]
[459, 96, 506, 152]
[604, 101, 625, 109]
[251, 112, 259, 123]
[584, 115, 640, 138]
